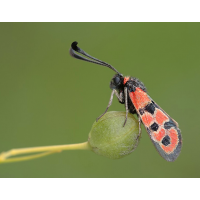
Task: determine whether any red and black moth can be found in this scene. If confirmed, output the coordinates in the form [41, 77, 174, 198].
[70, 41, 182, 162]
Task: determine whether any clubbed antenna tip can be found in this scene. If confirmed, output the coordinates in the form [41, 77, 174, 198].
[69, 41, 121, 75]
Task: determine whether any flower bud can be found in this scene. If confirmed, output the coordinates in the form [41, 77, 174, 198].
[88, 111, 140, 159]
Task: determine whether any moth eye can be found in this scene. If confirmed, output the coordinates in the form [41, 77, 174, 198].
[114, 76, 120, 85]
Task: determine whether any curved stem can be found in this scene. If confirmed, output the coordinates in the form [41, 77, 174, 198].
[0, 151, 58, 164]
[0, 141, 91, 164]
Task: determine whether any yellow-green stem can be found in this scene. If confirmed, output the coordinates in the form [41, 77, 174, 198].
[0, 141, 91, 164]
[0, 151, 58, 164]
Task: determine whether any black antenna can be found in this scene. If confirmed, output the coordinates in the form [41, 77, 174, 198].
[69, 41, 121, 75]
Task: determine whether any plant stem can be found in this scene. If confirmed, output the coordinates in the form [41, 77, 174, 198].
[0, 141, 91, 164]
[0, 151, 58, 164]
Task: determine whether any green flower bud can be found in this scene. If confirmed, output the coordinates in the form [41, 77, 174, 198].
[88, 111, 140, 159]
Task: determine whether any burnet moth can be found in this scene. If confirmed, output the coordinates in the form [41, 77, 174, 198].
[70, 41, 182, 162]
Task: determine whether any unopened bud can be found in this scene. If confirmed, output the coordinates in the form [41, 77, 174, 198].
[88, 111, 140, 159]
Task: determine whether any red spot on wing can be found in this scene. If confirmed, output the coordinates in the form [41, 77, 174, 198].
[169, 129, 179, 149]
[155, 109, 168, 125]
[161, 128, 179, 153]
[123, 77, 130, 85]
[142, 113, 154, 127]
[153, 128, 166, 142]
[129, 88, 151, 110]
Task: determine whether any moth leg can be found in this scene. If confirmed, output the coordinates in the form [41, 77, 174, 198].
[123, 87, 129, 127]
[134, 117, 142, 144]
[96, 90, 115, 122]
[114, 90, 124, 103]
[138, 117, 142, 138]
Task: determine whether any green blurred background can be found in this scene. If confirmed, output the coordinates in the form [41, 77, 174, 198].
[0, 23, 199, 178]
